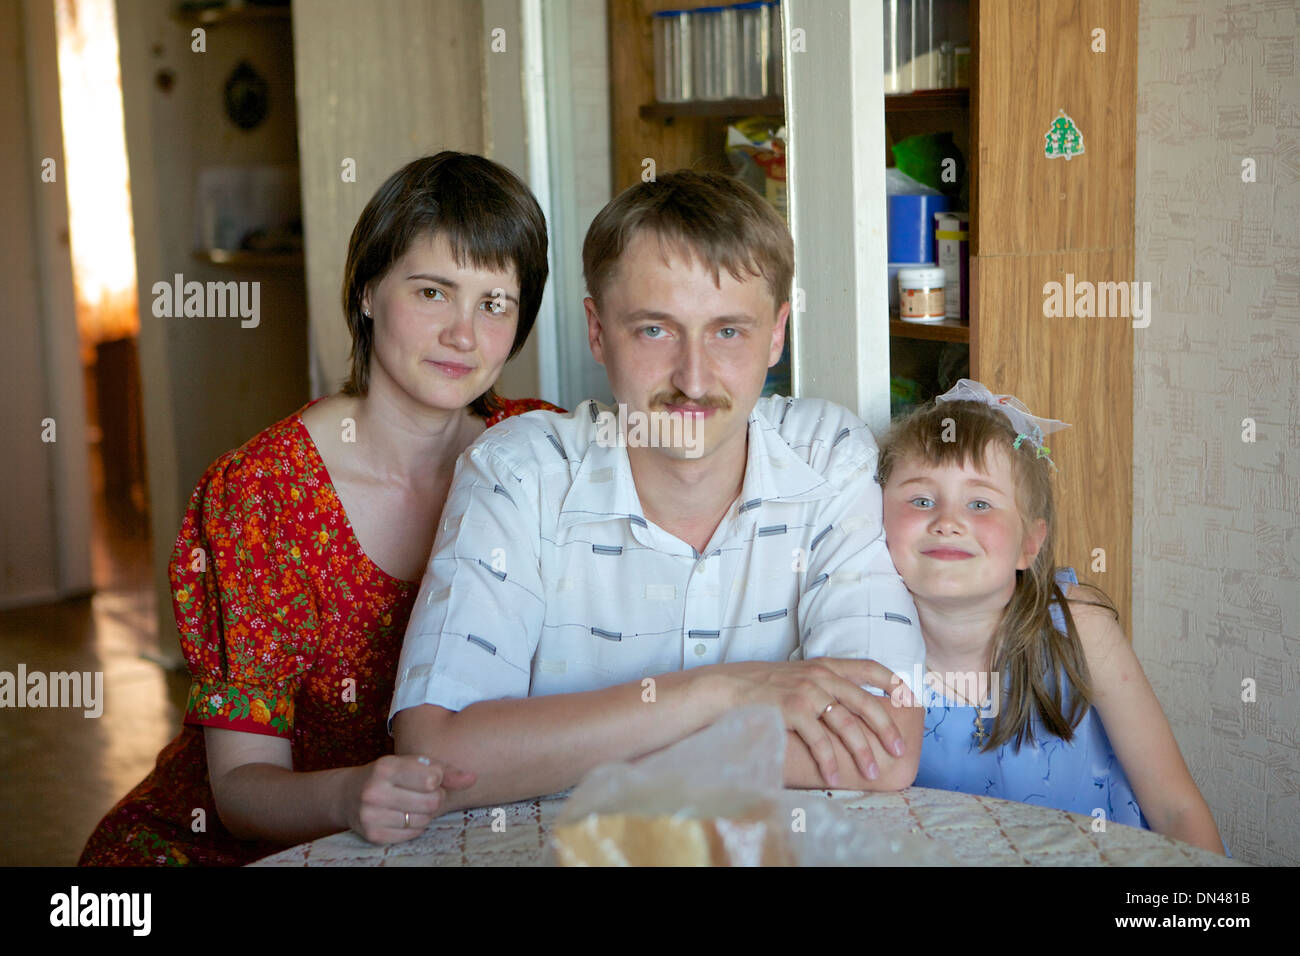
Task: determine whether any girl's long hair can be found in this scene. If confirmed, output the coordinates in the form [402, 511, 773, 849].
[876, 399, 1117, 752]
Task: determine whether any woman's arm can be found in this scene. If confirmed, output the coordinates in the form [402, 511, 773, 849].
[1070, 596, 1225, 854]
[204, 727, 475, 846]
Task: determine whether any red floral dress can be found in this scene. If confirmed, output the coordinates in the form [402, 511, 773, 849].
[78, 396, 560, 866]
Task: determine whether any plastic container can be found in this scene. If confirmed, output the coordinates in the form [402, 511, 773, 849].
[691, 7, 728, 100]
[766, 1, 783, 96]
[733, 2, 770, 98]
[887, 192, 950, 263]
[911, 0, 939, 89]
[954, 44, 971, 87]
[883, 0, 914, 93]
[886, 0, 970, 92]
[888, 261, 930, 312]
[653, 10, 692, 103]
[719, 4, 739, 99]
[898, 266, 947, 322]
[934, 211, 969, 321]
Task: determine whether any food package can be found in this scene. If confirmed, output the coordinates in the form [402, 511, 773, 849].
[547, 706, 957, 866]
[725, 118, 787, 221]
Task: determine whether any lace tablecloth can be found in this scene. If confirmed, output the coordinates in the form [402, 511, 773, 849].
[251, 786, 1241, 867]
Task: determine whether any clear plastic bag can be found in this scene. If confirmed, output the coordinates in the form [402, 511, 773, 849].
[545, 706, 957, 866]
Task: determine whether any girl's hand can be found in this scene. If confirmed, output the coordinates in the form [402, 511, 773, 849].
[706, 658, 915, 787]
[342, 756, 477, 845]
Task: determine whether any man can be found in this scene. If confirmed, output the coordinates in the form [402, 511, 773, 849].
[388, 171, 924, 824]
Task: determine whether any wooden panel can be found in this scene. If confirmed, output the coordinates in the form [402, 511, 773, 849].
[972, 249, 1134, 631]
[608, 0, 736, 193]
[974, 0, 1136, 256]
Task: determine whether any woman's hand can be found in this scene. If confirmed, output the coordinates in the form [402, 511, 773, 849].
[340, 756, 477, 845]
[705, 658, 915, 787]
[205, 726, 477, 846]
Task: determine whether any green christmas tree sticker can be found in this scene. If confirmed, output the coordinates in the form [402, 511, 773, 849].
[1044, 110, 1084, 161]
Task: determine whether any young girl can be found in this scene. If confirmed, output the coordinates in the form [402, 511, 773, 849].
[877, 379, 1226, 855]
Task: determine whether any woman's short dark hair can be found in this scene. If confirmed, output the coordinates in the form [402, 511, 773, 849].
[340, 151, 548, 418]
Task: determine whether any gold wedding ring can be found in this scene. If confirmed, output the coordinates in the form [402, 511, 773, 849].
[404, 811, 411, 828]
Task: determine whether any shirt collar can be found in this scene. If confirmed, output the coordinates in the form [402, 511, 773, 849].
[557, 399, 837, 533]
[556, 402, 649, 533]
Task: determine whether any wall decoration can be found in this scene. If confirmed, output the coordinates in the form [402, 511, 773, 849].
[224, 60, 269, 130]
[1044, 110, 1085, 161]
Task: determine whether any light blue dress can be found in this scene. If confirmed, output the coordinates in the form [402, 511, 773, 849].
[914, 568, 1150, 830]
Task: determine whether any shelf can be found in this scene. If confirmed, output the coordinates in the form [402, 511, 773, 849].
[885, 88, 970, 113]
[889, 317, 969, 343]
[195, 249, 302, 267]
[639, 97, 785, 122]
[175, 3, 290, 26]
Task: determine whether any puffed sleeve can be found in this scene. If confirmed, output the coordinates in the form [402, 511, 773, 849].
[172, 450, 318, 739]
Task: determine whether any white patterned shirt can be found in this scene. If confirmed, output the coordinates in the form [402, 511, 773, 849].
[389, 396, 925, 722]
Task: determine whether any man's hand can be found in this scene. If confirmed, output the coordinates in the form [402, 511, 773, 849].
[707, 658, 915, 787]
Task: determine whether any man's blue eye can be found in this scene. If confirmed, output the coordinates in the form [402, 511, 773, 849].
[719, 328, 738, 339]
[642, 326, 663, 338]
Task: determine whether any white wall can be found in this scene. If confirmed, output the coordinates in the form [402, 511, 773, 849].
[1135, 0, 1300, 865]
[117, 1, 309, 652]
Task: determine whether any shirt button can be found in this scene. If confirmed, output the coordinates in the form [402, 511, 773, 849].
[695, 562, 706, 575]
[694, 643, 707, 657]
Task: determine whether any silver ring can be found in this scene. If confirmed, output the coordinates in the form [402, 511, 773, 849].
[822, 702, 835, 717]
[404, 811, 410, 828]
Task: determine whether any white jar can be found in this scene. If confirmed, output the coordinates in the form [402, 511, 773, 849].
[898, 265, 946, 322]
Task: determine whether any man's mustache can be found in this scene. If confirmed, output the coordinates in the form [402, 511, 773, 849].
[649, 391, 732, 411]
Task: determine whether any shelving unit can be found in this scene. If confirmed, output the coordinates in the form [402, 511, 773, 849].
[886, 88, 969, 113]
[607, 0, 1137, 629]
[194, 249, 303, 267]
[174, 3, 290, 27]
[638, 97, 784, 122]
[889, 317, 969, 343]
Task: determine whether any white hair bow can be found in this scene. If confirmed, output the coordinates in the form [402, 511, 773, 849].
[934, 379, 1071, 468]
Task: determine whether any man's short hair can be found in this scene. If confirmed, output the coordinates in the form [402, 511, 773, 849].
[582, 170, 794, 312]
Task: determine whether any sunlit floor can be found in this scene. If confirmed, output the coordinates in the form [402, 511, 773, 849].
[0, 439, 189, 866]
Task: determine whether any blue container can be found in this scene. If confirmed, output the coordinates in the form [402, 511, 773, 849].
[888, 193, 951, 264]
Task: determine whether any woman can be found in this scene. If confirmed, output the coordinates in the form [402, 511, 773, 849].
[79, 152, 559, 865]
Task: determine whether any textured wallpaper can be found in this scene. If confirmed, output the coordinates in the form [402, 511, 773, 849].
[1135, 0, 1299, 865]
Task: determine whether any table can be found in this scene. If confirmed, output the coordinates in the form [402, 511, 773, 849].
[251, 786, 1243, 866]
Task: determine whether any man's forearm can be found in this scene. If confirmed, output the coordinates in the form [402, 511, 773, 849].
[393, 669, 733, 814]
